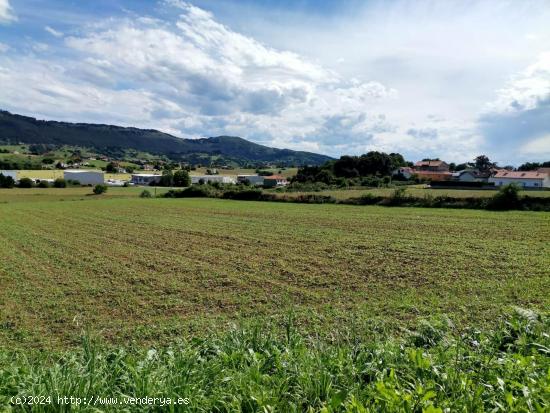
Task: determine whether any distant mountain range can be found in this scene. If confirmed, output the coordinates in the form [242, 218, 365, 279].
[0, 111, 332, 166]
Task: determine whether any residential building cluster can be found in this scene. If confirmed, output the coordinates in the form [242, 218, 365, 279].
[393, 161, 550, 188]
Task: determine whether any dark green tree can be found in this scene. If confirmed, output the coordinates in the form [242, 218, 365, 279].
[474, 155, 495, 172]
[173, 169, 191, 187]
[159, 170, 174, 187]
[17, 177, 34, 188]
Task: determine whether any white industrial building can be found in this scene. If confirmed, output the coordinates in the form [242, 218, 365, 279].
[131, 174, 162, 186]
[237, 175, 265, 186]
[64, 170, 105, 185]
[0, 170, 17, 180]
[489, 171, 549, 189]
[191, 175, 236, 185]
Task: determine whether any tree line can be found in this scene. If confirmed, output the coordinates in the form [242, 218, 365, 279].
[292, 152, 408, 186]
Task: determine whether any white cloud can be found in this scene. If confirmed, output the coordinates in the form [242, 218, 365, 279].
[0, 1, 549, 163]
[0, 0, 16, 23]
[0, 4, 398, 157]
[0, 42, 9, 53]
[484, 52, 550, 115]
[478, 52, 550, 163]
[521, 134, 550, 157]
[45, 25, 64, 38]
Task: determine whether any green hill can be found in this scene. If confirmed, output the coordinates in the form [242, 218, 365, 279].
[0, 111, 332, 166]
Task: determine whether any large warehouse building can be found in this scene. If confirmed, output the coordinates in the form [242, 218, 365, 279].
[64, 170, 105, 185]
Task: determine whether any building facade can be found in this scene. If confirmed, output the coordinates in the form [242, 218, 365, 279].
[489, 171, 549, 188]
[0, 170, 17, 180]
[191, 175, 236, 185]
[237, 175, 265, 186]
[64, 170, 105, 185]
[131, 174, 162, 185]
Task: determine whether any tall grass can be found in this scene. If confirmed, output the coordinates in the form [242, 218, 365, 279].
[1, 309, 548, 412]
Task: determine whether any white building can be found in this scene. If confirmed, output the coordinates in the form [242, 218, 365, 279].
[191, 175, 236, 184]
[64, 170, 105, 185]
[453, 170, 479, 182]
[0, 170, 17, 180]
[392, 167, 414, 179]
[131, 174, 162, 186]
[489, 171, 549, 189]
[237, 175, 265, 186]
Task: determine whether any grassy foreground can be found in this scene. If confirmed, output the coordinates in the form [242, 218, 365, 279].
[1, 310, 548, 412]
[0, 192, 549, 411]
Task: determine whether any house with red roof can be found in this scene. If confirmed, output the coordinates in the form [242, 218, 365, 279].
[414, 160, 450, 172]
[263, 175, 288, 188]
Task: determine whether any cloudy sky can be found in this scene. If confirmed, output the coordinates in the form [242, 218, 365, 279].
[1, 0, 549, 164]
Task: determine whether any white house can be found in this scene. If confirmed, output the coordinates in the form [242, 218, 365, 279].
[64, 170, 105, 185]
[191, 175, 236, 184]
[237, 175, 265, 186]
[0, 170, 17, 180]
[131, 174, 162, 186]
[489, 171, 549, 189]
[453, 170, 479, 182]
[392, 167, 414, 179]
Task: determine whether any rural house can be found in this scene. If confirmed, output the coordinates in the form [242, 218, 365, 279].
[414, 160, 450, 172]
[489, 171, 549, 189]
[452, 169, 494, 182]
[263, 175, 288, 188]
[392, 167, 414, 179]
[64, 170, 104, 185]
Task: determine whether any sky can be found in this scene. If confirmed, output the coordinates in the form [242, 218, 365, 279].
[1, 0, 549, 164]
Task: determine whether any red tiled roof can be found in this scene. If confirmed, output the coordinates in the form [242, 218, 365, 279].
[414, 171, 452, 175]
[536, 167, 550, 174]
[264, 175, 287, 180]
[493, 171, 548, 179]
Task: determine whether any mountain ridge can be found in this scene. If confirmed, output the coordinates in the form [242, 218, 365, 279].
[0, 111, 332, 166]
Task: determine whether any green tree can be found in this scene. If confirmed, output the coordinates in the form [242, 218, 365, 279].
[53, 178, 66, 188]
[105, 162, 117, 173]
[159, 170, 174, 187]
[0, 173, 15, 188]
[474, 155, 495, 172]
[173, 169, 191, 187]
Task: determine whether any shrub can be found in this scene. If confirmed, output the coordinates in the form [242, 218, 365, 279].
[164, 185, 214, 198]
[139, 189, 152, 198]
[37, 180, 50, 188]
[488, 183, 521, 210]
[17, 177, 34, 188]
[222, 189, 263, 201]
[93, 184, 108, 195]
[386, 187, 408, 205]
[159, 171, 174, 187]
[53, 178, 66, 188]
